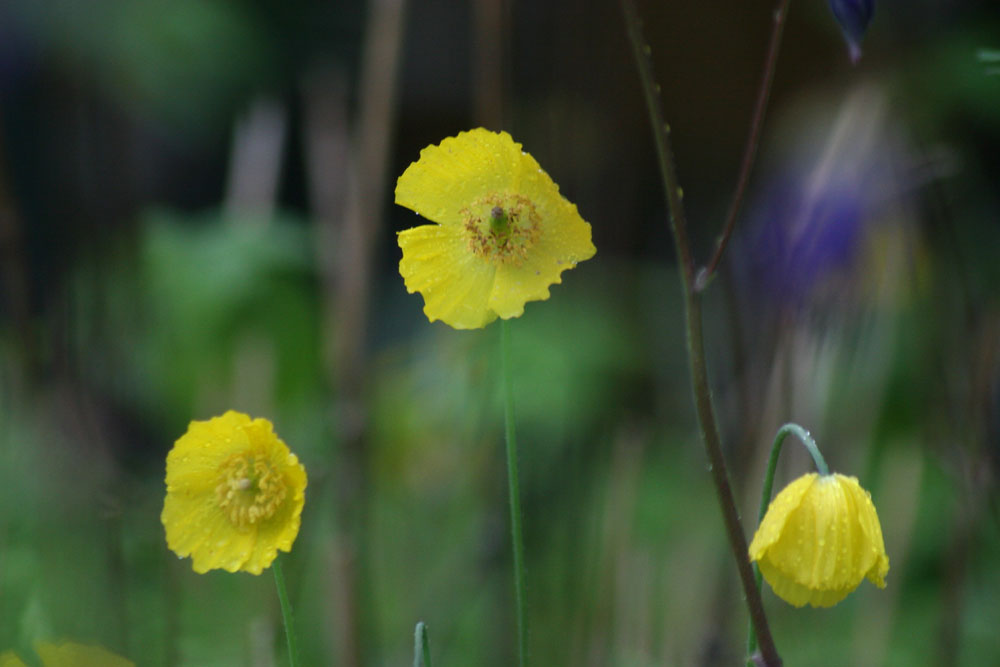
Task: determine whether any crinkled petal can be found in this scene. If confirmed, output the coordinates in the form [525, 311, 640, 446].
[486, 148, 595, 318]
[398, 223, 498, 329]
[243, 451, 307, 574]
[489, 204, 595, 319]
[396, 128, 522, 226]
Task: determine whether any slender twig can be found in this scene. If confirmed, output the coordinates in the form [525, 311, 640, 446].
[620, 0, 695, 285]
[501, 320, 528, 666]
[303, 1, 408, 663]
[697, 0, 792, 291]
[273, 556, 301, 667]
[621, 1, 781, 665]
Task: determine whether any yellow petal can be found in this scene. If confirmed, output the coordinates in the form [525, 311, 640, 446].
[841, 474, 890, 587]
[489, 200, 595, 319]
[487, 147, 594, 318]
[750, 472, 889, 608]
[396, 128, 522, 226]
[35, 641, 134, 667]
[165, 411, 253, 491]
[243, 451, 307, 574]
[749, 473, 818, 560]
[161, 412, 307, 574]
[398, 224, 498, 329]
[162, 485, 257, 573]
[757, 557, 854, 608]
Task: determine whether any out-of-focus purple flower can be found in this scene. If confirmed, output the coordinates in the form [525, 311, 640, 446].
[738, 85, 900, 308]
[744, 179, 867, 305]
[829, 0, 875, 64]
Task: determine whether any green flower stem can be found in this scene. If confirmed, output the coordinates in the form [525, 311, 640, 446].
[501, 319, 528, 667]
[413, 622, 432, 667]
[272, 556, 300, 667]
[621, 1, 781, 665]
[747, 423, 829, 663]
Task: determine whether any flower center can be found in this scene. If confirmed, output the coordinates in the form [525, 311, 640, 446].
[462, 193, 541, 266]
[215, 453, 288, 529]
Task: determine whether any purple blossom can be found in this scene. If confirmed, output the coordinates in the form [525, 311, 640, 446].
[742, 178, 868, 305]
[829, 0, 875, 63]
[738, 86, 898, 308]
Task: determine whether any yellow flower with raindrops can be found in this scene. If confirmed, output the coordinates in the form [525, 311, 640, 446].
[749, 472, 889, 608]
[161, 411, 307, 575]
[395, 128, 596, 329]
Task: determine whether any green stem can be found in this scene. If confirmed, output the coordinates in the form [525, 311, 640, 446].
[746, 423, 829, 663]
[414, 622, 432, 667]
[272, 556, 300, 667]
[501, 319, 528, 667]
[621, 1, 781, 665]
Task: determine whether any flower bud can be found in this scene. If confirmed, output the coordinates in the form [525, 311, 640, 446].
[828, 0, 875, 63]
[749, 472, 889, 607]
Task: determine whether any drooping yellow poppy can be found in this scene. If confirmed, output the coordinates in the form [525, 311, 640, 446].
[749, 472, 889, 608]
[162, 411, 307, 574]
[395, 128, 596, 329]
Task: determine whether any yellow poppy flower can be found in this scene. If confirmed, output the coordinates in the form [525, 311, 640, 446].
[395, 128, 596, 329]
[161, 411, 307, 575]
[749, 472, 889, 608]
[2, 641, 133, 667]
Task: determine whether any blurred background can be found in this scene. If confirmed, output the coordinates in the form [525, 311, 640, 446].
[1, 0, 999, 664]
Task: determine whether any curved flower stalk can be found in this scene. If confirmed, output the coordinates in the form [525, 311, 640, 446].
[750, 471, 889, 607]
[162, 410, 307, 574]
[395, 128, 596, 329]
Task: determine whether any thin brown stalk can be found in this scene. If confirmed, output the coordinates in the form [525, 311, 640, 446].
[303, 0, 409, 663]
[620, 1, 781, 664]
[697, 0, 791, 291]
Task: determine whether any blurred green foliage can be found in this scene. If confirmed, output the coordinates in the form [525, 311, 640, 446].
[1, 0, 999, 665]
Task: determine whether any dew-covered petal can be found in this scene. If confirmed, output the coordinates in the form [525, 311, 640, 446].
[162, 484, 257, 573]
[243, 451, 307, 574]
[165, 410, 254, 490]
[395, 128, 522, 226]
[840, 473, 889, 587]
[758, 557, 854, 608]
[398, 223, 498, 329]
[489, 211, 595, 319]
[161, 411, 307, 575]
[749, 472, 818, 559]
[486, 151, 595, 318]
[750, 471, 889, 608]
